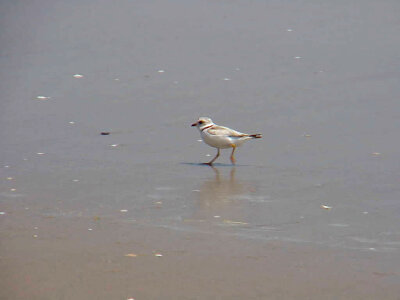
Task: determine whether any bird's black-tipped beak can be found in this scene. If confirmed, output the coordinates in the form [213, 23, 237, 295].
[191, 122, 197, 127]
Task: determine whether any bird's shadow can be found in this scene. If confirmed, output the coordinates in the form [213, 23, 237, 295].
[180, 162, 251, 167]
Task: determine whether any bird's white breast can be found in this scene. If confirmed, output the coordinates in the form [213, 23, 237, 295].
[201, 130, 249, 149]
[201, 130, 231, 148]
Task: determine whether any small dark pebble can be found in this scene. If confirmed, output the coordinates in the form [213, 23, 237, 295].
[101, 132, 110, 135]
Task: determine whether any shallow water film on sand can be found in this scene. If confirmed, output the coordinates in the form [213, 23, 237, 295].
[1, 0, 400, 299]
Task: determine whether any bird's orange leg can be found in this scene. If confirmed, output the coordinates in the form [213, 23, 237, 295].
[206, 148, 220, 166]
[230, 144, 236, 165]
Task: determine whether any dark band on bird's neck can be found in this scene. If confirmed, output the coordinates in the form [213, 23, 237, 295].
[201, 124, 214, 132]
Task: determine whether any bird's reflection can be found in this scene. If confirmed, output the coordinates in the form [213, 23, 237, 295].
[190, 166, 253, 221]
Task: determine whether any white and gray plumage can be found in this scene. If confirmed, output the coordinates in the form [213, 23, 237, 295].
[191, 117, 262, 165]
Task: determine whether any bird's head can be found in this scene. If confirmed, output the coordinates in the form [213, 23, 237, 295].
[191, 117, 214, 130]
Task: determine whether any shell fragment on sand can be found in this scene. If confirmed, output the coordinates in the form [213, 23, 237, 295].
[320, 205, 332, 210]
[223, 220, 248, 225]
[125, 253, 138, 257]
[36, 96, 51, 100]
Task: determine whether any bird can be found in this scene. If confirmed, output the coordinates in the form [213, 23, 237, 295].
[191, 117, 262, 165]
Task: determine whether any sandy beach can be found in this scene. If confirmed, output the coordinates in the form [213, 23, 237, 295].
[1, 0, 400, 299]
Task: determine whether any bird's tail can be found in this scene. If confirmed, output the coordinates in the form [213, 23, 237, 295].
[250, 133, 262, 139]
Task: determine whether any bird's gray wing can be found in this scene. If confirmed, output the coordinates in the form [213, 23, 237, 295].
[207, 125, 248, 137]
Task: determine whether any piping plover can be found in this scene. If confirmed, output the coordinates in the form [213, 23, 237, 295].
[191, 117, 262, 165]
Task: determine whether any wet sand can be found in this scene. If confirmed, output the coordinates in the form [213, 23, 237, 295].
[1, 208, 399, 300]
[1, 0, 400, 299]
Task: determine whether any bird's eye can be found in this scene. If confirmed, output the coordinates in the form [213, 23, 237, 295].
[199, 120, 204, 124]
